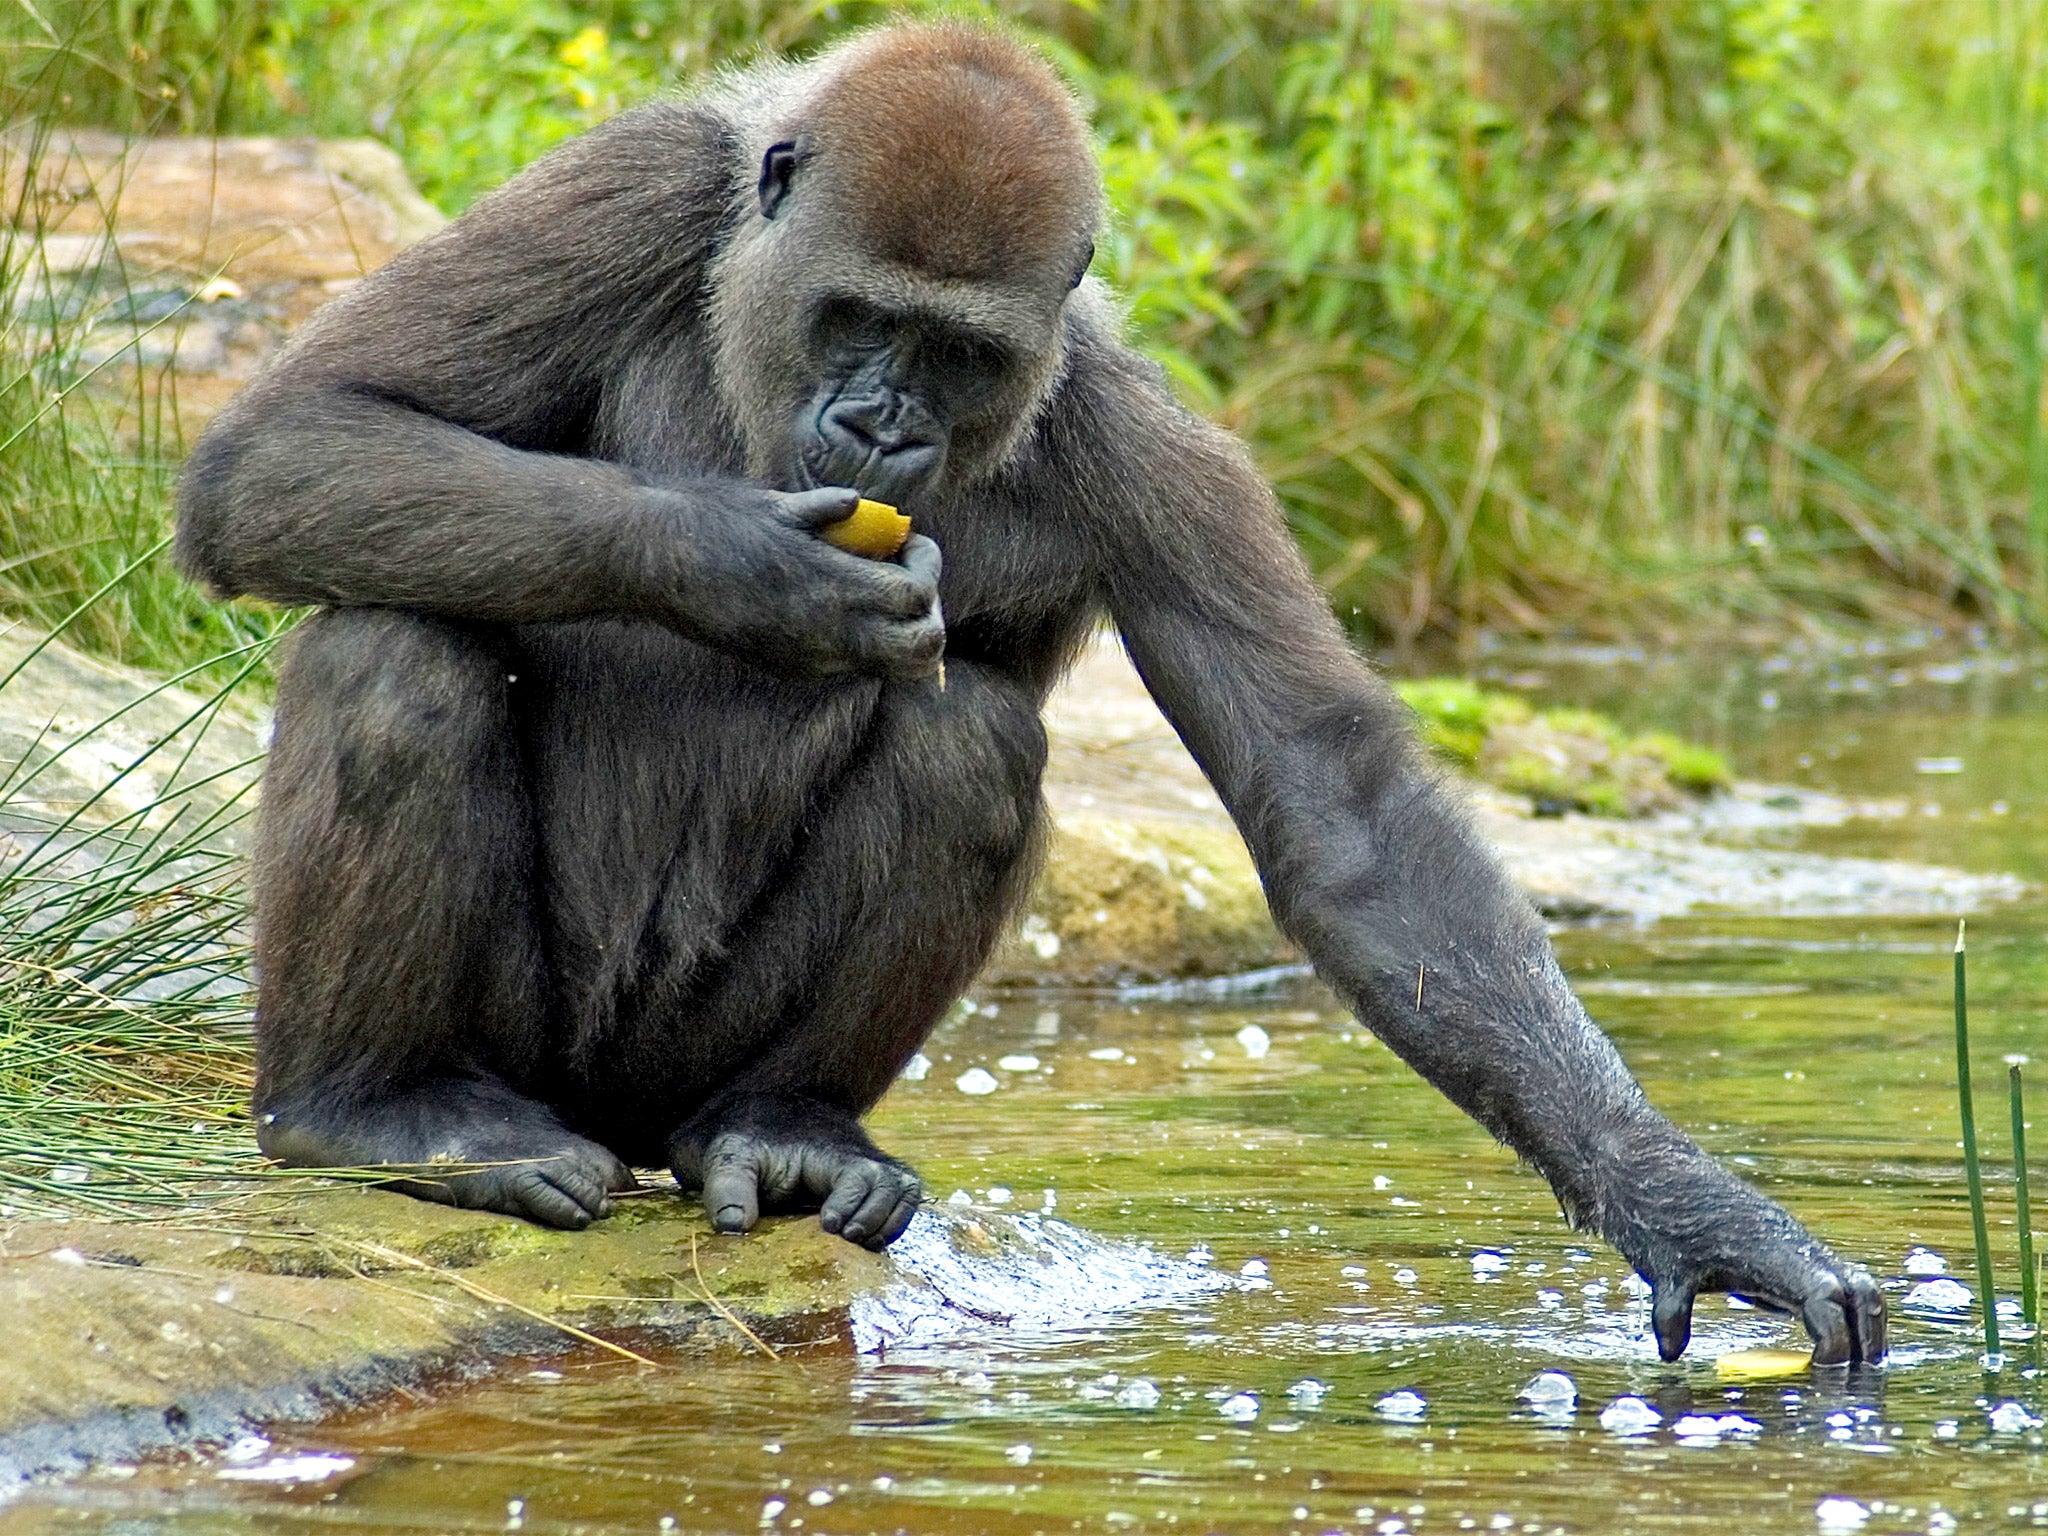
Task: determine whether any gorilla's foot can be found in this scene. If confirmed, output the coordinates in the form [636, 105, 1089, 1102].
[669, 1091, 921, 1251]
[256, 1077, 637, 1230]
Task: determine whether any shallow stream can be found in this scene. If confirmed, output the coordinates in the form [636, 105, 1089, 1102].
[9, 637, 2048, 1535]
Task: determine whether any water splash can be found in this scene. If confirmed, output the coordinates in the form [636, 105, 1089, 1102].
[849, 1206, 1240, 1354]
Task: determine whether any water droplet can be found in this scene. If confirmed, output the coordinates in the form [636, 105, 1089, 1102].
[1235, 1024, 1270, 1058]
[1218, 1392, 1260, 1422]
[1598, 1397, 1661, 1436]
[899, 1053, 931, 1082]
[954, 1068, 1000, 1095]
[1286, 1378, 1328, 1407]
[1375, 1389, 1427, 1421]
[1990, 1401, 2042, 1433]
[1115, 1379, 1161, 1410]
[1814, 1497, 1869, 1532]
[997, 1055, 1039, 1072]
[1518, 1371, 1577, 1412]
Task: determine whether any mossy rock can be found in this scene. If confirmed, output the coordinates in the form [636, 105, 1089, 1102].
[1397, 678, 1730, 816]
[986, 811, 1292, 986]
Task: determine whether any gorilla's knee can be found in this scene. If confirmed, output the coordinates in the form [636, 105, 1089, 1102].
[277, 611, 510, 821]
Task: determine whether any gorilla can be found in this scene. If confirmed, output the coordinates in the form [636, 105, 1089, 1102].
[176, 22, 1883, 1364]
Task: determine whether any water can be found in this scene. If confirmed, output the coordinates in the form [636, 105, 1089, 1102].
[9, 642, 2048, 1535]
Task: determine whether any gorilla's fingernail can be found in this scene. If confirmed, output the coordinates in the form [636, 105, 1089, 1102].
[714, 1204, 748, 1229]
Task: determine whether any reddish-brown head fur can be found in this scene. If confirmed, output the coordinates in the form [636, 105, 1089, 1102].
[806, 24, 1098, 284]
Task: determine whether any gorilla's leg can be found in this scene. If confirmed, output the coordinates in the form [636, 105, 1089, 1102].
[252, 610, 633, 1229]
[663, 662, 1047, 1249]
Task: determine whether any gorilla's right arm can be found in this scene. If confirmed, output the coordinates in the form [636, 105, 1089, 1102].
[176, 106, 941, 682]
[1057, 334, 1886, 1367]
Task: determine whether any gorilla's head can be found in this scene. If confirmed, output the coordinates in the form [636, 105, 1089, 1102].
[708, 24, 1102, 504]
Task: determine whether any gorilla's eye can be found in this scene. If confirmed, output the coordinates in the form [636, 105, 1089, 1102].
[931, 331, 1007, 389]
[817, 297, 895, 357]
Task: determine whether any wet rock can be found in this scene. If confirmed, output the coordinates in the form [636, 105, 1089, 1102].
[0, 1189, 878, 1484]
[0, 1194, 1242, 1487]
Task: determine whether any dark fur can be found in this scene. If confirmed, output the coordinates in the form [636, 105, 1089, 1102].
[177, 23, 1881, 1356]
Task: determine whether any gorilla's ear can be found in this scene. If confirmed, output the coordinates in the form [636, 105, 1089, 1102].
[759, 139, 806, 220]
[1070, 239, 1095, 291]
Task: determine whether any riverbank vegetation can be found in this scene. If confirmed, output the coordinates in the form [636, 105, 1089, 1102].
[10, 0, 2048, 653]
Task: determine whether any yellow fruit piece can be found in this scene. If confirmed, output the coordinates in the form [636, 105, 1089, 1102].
[1713, 1348, 1813, 1381]
[821, 497, 911, 560]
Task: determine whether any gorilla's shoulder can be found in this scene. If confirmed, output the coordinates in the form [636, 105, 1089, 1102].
[459, 100, 744, 244]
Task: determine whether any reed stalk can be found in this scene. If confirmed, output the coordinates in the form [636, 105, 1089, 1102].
[1955, 920, 2002, 1358]
[2013, 1060, 2038, 1329]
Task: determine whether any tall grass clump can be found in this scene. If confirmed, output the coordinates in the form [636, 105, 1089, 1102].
[0, 28, 280, 1215]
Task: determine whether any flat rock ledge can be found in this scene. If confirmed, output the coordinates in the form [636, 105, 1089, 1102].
[0, 1191, 879, 1486]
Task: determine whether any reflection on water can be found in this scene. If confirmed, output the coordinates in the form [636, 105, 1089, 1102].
[8, 647, 2048, 1535]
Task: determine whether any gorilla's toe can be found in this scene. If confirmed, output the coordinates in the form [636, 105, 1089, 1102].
[460, 1143, 629, 1229]
[821, 1158, 921, 1249]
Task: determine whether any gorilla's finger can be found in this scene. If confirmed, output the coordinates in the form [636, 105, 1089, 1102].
[1652, 1275, 1698, 1362]
[701, 1135, 763, 1234]
[1803, 1287, 1854, 1367]
[897, 533, 943, 584]
[844, 559, 941, 621]
[1845, 1269, 1887, 1363]
[781, 486, 863, 530]
[850, 612, 946, 682]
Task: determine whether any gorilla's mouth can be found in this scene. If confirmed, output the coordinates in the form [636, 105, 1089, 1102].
[797, 431, 942, 504]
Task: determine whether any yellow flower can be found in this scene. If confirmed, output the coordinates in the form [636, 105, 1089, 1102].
[558, 25, 607, 73]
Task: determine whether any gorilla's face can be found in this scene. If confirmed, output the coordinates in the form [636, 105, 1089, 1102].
[794, 295, 1013, 503]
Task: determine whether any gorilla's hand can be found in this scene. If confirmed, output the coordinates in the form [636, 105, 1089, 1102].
[1619, 1160, 1885, 1365]
[658, 483, 945, 681]
[669, 1091, 922, 1251]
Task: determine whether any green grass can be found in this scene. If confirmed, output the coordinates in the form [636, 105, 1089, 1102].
[8, 0, 2048, 657]
[0, 609, 270, 1217]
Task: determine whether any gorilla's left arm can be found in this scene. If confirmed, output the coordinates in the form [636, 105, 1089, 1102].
[1059, 334, 1884, 1365]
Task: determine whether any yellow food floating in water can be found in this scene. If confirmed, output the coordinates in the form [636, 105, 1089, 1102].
[1713, 1348, 1813, 1381]
[821, 497, 912, 560]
